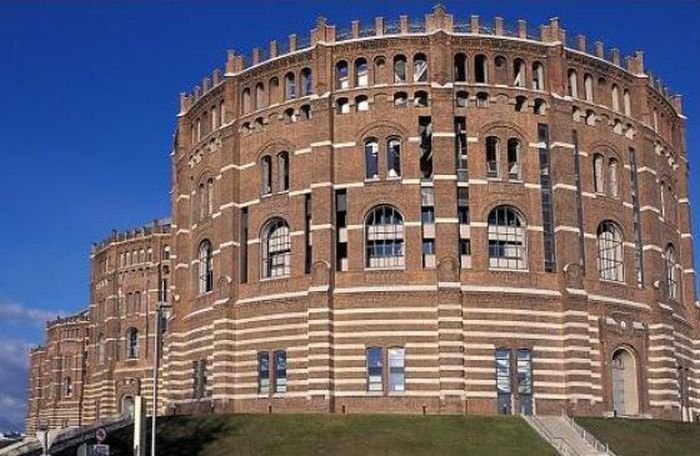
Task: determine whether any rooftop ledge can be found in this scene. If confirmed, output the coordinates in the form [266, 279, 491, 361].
[179, 5, 680, 115]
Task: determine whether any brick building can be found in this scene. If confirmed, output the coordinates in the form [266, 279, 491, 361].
[26, 6, 700, 431]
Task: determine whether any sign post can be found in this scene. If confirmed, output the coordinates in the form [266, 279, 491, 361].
[133, 396, 147, 456]
[92, 427, 109, 456]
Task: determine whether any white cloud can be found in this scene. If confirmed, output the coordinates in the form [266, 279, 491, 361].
[0, 338, 32, 432]
[0, 300, 64, 327]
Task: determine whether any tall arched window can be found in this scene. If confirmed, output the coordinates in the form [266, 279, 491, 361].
[513, 58, 525, 87]
[494, 55, 508, 85]
[284, 72, 296, 100]
[608, 159, 619, 197]
[597, 221, 624, 281]
[531, 61, 544, 90]
[393, 55, 407, 82]
[278, 152, 289, 192]
[623, 89, 631, 116]
[507, 138, 521, 180]
[486, 136, 499, 178]
[487, 206, 527, 270]
[454, 53, 467, 82]
[300, 68, 313, 96]
[242, 88, 251, 114]
[611, 84, 620, 112]
[568, 69, 578, 98]
[365, 205, 404, 269]
[255, 82, 265, 110]
[261, 218, 291, 278]
[261, 155, 272, 194]
[336, 60, 349, 89]
[665, 244, 678, 299]
[474, 54, 488, 83]
[413, 53, 428, 82]
[198, 240, 213, 293]
[387, 138, 401, 178]
[206, 178, 214, 215]
[268, 77, 279, 105]
[126, 327, 139, 359]
[364, 138, 379, 179]
[355, 58, 369, 87]
[583, 74, 593, 101]
[593, 154, 605, 193]
[97, 333, 105, 364]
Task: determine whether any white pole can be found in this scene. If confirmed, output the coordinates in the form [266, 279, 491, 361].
[151, 263, 162, 456]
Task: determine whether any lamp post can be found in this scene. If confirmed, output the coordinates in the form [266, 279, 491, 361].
[150, 262, 171, 456]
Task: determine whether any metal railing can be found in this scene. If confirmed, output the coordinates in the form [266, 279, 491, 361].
[523, 415, 579, 456]
[562, 412, 618, 456]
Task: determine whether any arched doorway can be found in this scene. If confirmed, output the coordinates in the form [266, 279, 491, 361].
[611, 348, 639, 416]
[122, 395, 135, 418]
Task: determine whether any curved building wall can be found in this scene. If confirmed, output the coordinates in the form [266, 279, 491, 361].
[166, 9, 699, 420]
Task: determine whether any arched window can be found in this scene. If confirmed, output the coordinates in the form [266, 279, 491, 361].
[364, 138, 379, 179]
[198, 240, 213, 293]
[126, 327, 139, 359]
[413, 53, 428, 82]
[268, 77, 279, 105]
[507, 138, 521, 180]
[611, 84, 620, 112]
[494, 55, 508, 85]
[261, 156, 272, 194]
[242, 88, 251, 114]
[665, 244, 678, 300]
[261, 218, 291, 278]
[515, 95, 527, 112]
[623, 89, 631, 116]
[597, 221, 624, 281]
[278, 152, 289, 192]
[393, 55, 407, 82]
[456, 90, 469, 107]
[211, 105, 218, 129]
[593, 154, 605, 193]
[608, 159, 619, 197]
[355, 58, 369, 87]
[568, 69, 578, 98]
[300, 68, 313, 96]
[255, 82, 265, 110]
[300, 104, 311, 120]
[513, 58, 525, 87]
[475, 54, 488, 83]
[365, 205, 404, 269]
[533, 98, 546, 115]
[583, 74, 593, 101]
[336, 60, 349, 89]
[336, 97, 350, 114]
[387, 138, 401, 178]
[393, 91, 408, 107]
[284, 72, 296, 100]
[64, 377, 72, 397]
[373, 56, 386, 83]
[200, 178, 214, 218]
[488, 206, 527, 270]
[356, 95, 369, 111]
[97, 333, 105, 364]
[283, 107, 296, 124]
[476, 91, 489, 108]
[414, 90, 428, 107]
[486, 136, 499, 178]
[454, 53, 467, 82]
[585, 109, 596, 126]
[531, 61, 544, 90]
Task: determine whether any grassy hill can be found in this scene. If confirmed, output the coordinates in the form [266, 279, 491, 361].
[577, 417, 700, 456]
[55, 414, 557, 456]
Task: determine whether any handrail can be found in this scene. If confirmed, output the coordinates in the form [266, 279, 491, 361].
[523, 415, 579, 456]
[561, 411, 618, 456]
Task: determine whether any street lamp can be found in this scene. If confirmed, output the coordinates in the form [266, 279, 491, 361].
[150, 262, 172, 456]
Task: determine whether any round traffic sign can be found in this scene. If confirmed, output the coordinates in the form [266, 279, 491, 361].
[96, 427, 107, 443]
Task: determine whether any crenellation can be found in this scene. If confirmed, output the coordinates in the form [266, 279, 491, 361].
[595, 40, 605, 59]
[494, 17, 504, 36]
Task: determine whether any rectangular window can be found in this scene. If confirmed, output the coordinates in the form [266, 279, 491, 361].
[388, 347, 405, 392]
[629, 147, 644, 287]
[419, 116, 433, 179]
[365, 141, 379, 179]
[496, 348, 512, 415]
[367, 347, 383, 392]
[274, 350, 287, 393]
[305, 194, 312, 274]
[421, 206, 435, 224]
[538, 124, 556, 273]
[460, 239, 471, 255]
[458, 188, 470, 224]
[516, 349, 533, 395]
[240, 208, 249, 283]
[455, 117, 468, 181]
[335, 190, 348, 271]
[258, 352, 270, 394]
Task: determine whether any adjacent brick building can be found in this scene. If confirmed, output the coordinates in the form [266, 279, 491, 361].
[26, 6, 700, 431]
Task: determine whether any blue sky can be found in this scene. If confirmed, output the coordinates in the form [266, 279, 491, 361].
[0, 0, 698, 431]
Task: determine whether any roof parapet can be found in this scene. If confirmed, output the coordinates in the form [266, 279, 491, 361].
[91, 217, 172, 253]
[179, 6, 678, 116]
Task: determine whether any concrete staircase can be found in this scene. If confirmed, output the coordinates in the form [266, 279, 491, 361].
[524, 414, 617, 456]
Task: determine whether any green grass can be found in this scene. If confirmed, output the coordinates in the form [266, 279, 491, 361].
[576, 417, 700, 456]
[60, 414, 558, 456]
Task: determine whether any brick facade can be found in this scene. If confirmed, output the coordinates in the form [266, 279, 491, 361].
[26, 6, 700, 431]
